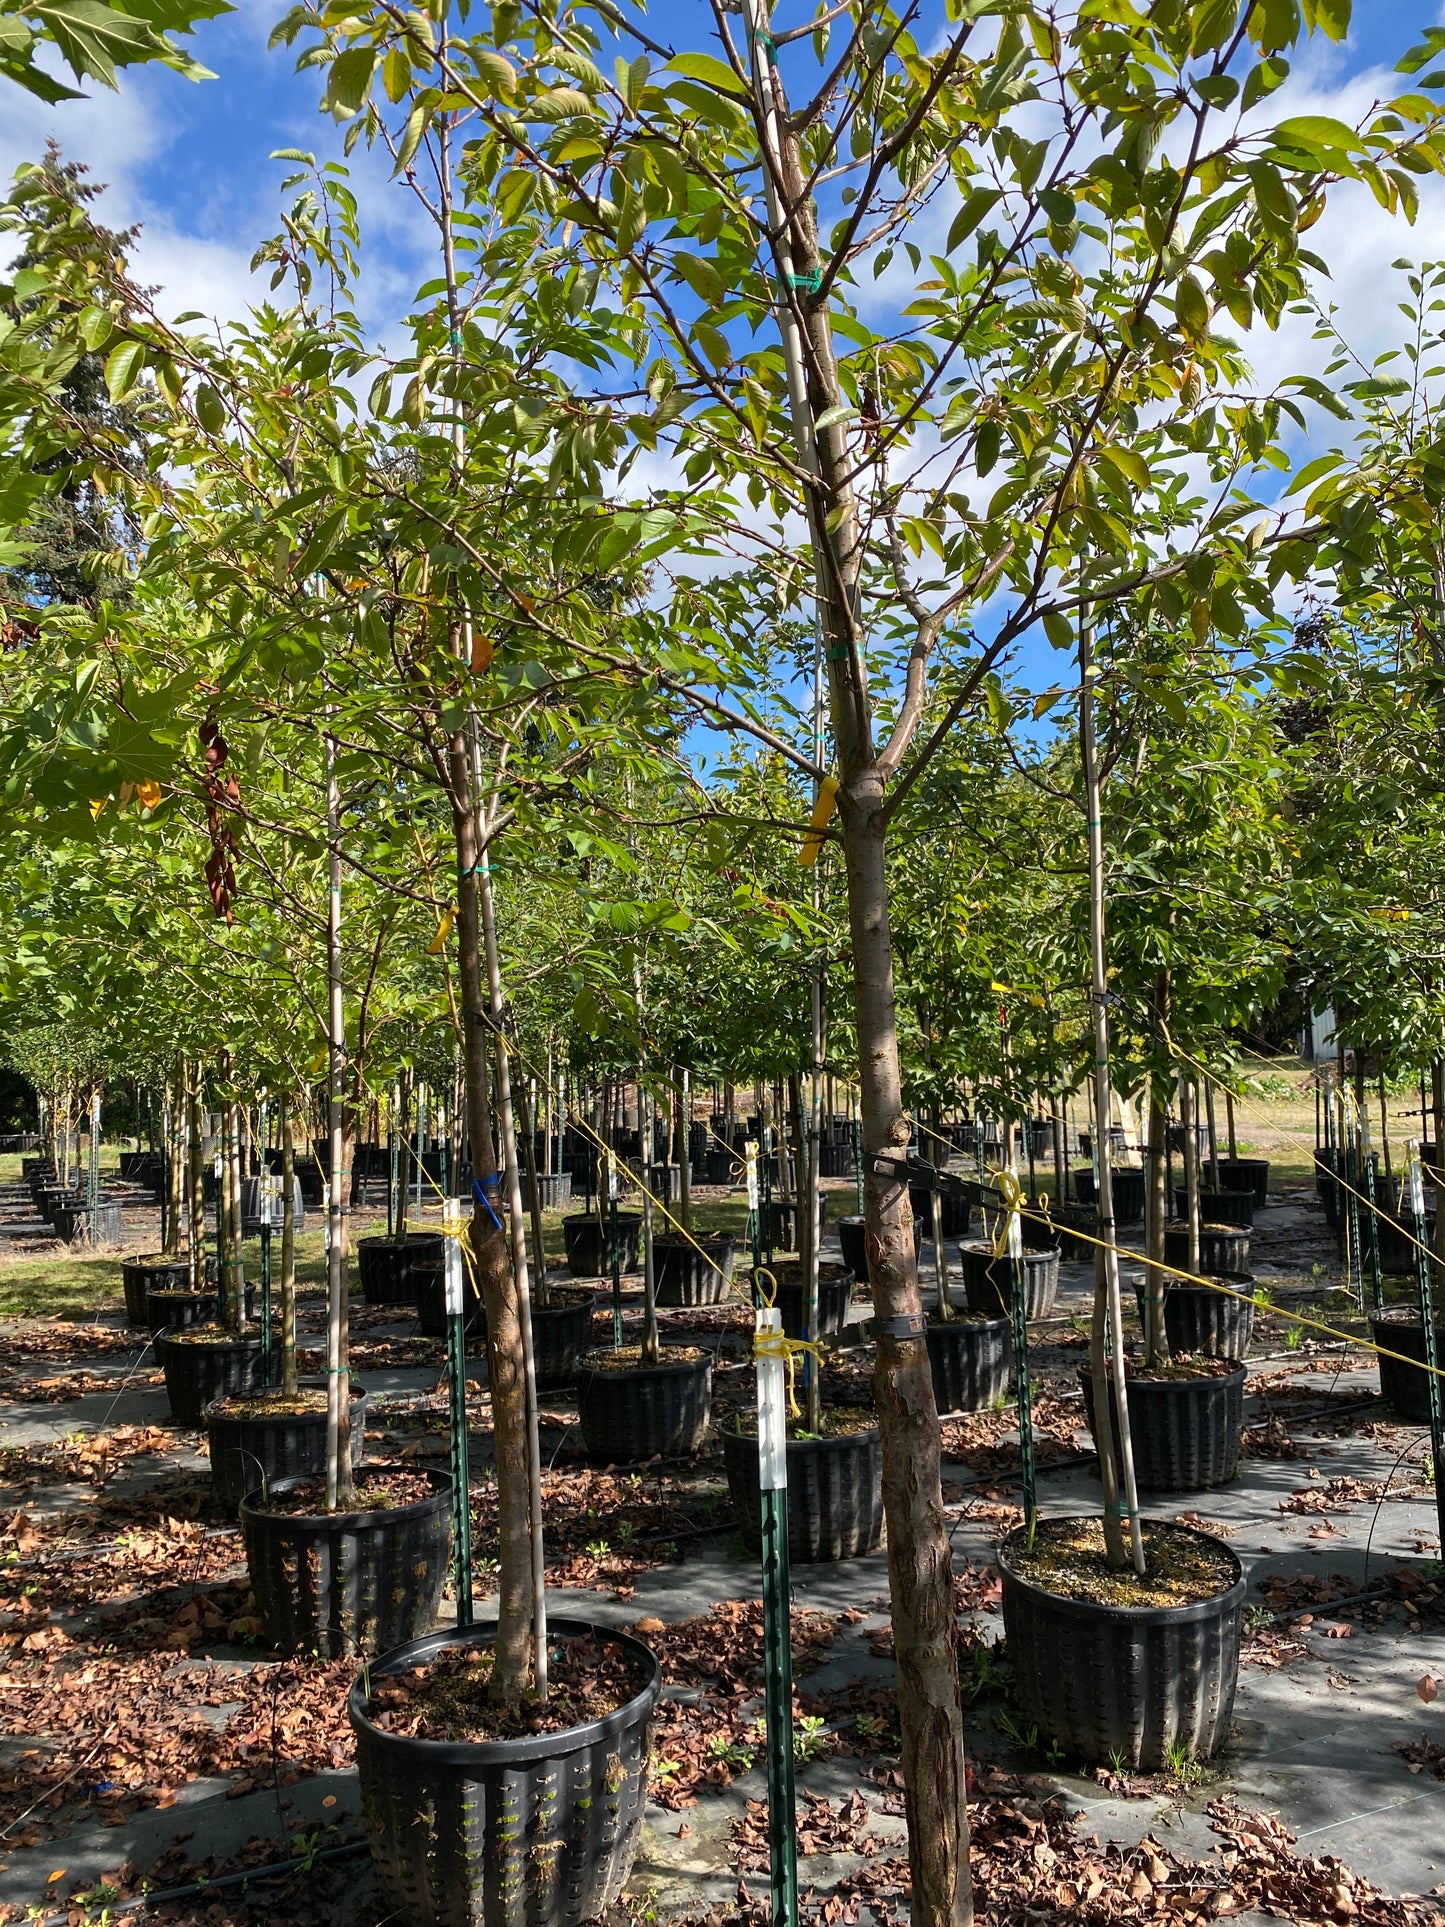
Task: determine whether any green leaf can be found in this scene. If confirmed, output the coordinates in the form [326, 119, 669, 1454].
[1302, 0, 1350, 42]
[472, 48, 517, 101]
[195, 383, 225, 435]
[324, 44, 375, 116]
[1270, 114, 1364, 157]
[1041, 609, 1073, 650]
[31, 0, 172, 88]
[945, 187, 1002, 254]
[667, 51, 748, 98]
[104, 339, 146, 402]
[1190, 0, 1242, 57]
[1175, 272, 1210, 341]
[1282, 450, 1345, 496]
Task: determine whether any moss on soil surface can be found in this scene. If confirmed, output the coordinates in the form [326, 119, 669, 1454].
[1007, 1517, 1238, 1609]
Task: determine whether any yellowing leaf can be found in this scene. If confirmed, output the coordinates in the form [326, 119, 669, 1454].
[427, 907, 456, 955]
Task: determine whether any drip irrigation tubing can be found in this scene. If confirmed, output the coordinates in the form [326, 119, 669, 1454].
[27, 1838, 370, 1927]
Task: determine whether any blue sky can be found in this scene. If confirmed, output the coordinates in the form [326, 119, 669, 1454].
[5, 0, 1445, 721]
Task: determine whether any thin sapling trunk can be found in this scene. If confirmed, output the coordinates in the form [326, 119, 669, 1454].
[281, 1105, 299, 1400]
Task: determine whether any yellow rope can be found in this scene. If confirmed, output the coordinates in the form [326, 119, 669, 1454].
[1012, 1197, 1445, 1385]
[751, 1267, 823, 1414]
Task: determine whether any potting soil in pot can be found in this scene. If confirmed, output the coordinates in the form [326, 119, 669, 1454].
[1005, 1516, 1237, 1609]
[212, 1386, 328, 1421]
[577, 1342, 708, 1372]
[365, 1627, 651, 1742]
[250, 1466, 436, 1515]
[728, 1405, 877, 1442]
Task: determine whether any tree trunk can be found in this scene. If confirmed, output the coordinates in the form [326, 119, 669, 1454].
[1182, 1074, 1202, 1275]
[1144, 972, 1172, 1370]
[1144, 1080, 1169, 1369]
[187, 1074, 206, 1291]
[226, 1094, 246, 1333]
[521, 1084, 551, 1310]
[677, 1066, 692, 1234]
[324, 730, 353, 1512]
[164, 1070, 183, 1258]
[1079, 609, 1144, 1576]
[836, 783, 972, 1927]
[281, 1105, 299, 1399]
[447, 727, 534, 1703]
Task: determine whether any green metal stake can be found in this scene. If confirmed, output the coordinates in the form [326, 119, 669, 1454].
[1407, 1149, 1445, 1552]
[1362, 1109, 1384, 1312]
[213, 1142, 226, 1318]
[755, 1305, 798, 1927]
[852, 1116, 864, 1218]
[259, 1176, 275, 1383]
[388, 1085, 399, 1240]
[1008, 1232, 1037, 1530]
[443, 1199, 474, 1625]
[88, 1094, 100, 1245]
[609, 1152, 623, 1349]
[762, 1124, 775, 1266]
[748, 1141, 763, 1299]
[1344, 1097, 1363, 1308]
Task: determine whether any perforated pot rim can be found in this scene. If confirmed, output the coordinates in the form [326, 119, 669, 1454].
[998, 1517, 1245, 1625]
[348, 1616, 660, 1767]
[240, 1466, 452, 1532]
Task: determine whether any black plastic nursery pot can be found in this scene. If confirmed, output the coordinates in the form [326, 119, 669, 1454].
[1375, 1213, 1436, 1275]
[413, 1256, 483, 1337]
[563, 1211, 642, 1279]
[910, 1183, 972, 1240]
[521, 1170, 573, 1212]
[530, 1292, 599, 1391]
[242, 1468, 452, 1658]
[1070, 1168, 1145, 1223]
[1174, 1186, 1255, 1230]
[926, 1314, 1011, 1415]
[722, 1418, 883, 1563]
[652, 1235, 736, 1307]
[122, 1255, 192, 1328]
[351, 1617, 660, 1927]
[1051, 1205, 1100, 1263]
[998, 1519, 1246, 1770]
[1080, 1360, 1246, 1491]
[1163, 1223, 1251, 1280]
[1134, 1279, 1255, 1362]
[1369, 1309, 1445, 1423]
[836, 1214, 920, 1287]
[146, 1287, 218, 1335]
[959, 1242, 1060, 1320]
[54, 1199, 123, 1245]
[1216, 1159, 1269, 1208]
[575, 1349, 712, 1461]
[156, 1327, 265, 1428]
[359, 1234, 443, 1307]
[753, 1260, 856, 1341]
[206, 1379, 371, 1512]
[704, 1147, 735, 1186]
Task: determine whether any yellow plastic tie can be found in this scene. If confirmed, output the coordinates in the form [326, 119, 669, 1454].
[990, 1166, 1024, 1259]
[753, 1322, 823, 1417]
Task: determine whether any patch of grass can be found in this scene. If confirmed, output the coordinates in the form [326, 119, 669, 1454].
[0, 1251, 127, 1320]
